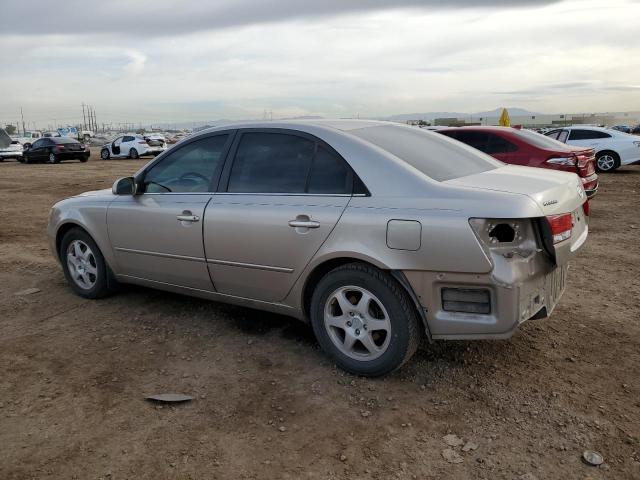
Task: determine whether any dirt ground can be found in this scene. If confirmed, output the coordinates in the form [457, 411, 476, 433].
[1, 148, 639, 480]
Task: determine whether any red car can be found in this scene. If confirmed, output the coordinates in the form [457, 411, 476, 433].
[438, 126, 598, 198]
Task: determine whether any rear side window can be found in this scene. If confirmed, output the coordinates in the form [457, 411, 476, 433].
[228, 133, 314, 193]
[351, 125, 500, 182]
[568, 129, 612, 140]
[452, 131, 490, 152]
[307, 146, 352, 194]
[485, 134, 518, 154]
[143, 134, 229, 193]
[123, 136, 135, 142]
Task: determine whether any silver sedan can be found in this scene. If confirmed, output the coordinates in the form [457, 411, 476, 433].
[48, 120, 589, 376]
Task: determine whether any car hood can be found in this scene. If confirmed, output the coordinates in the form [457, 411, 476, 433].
[73, 188, 113, 198]
[446, 165, 585, 216]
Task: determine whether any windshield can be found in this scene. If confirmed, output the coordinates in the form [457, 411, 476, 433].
[349, 125, 501, 182]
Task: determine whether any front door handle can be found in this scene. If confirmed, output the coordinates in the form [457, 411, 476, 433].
[289, 215, 320, 229]
[177, 211, 200, 223]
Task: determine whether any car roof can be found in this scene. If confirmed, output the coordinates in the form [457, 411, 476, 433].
[438, 126, 515, 132]
[561, 125, 611, 131]
[197, 119, 392, 135]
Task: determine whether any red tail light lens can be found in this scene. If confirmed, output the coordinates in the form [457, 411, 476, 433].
[546, 213, 572, 244]
[56, 145, 65, 150]
[137, 140, 147, 144]
[546, 156, 576, 166]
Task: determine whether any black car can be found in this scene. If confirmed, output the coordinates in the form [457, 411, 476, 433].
[22, 137, 90, 164]
[632, 124, 640, 135]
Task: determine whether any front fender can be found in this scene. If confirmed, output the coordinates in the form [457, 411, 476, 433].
[48, 197, 116, 270]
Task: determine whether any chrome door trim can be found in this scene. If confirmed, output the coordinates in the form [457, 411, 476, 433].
[206, 258, 294, 273]
[114, 247, 205, 263]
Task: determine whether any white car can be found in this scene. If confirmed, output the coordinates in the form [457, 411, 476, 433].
[0, 139, 24, 161]
[17, 131, 43, 149]
[100, 134, 167, 160]
[545, 126, 640, 172]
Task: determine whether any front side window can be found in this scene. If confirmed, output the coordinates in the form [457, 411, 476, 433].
[545, 129, 561, 140]
[227, 133, 315, 193]
[559, 131, 569, 142]
[142, 134, 229, 193]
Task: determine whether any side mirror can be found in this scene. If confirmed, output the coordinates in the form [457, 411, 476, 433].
[112, 177, 137, 195]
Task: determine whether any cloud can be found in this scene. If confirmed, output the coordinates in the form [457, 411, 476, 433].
[0, 0, 561, 37]
[0, 0, 638, 125]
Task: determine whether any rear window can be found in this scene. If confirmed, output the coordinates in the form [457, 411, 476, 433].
[52, 137, 80, 144]
[513, 129, 572, 149]
[350, 125, 500, 182]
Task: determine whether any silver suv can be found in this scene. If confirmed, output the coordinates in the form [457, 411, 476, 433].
[48, 120, 589, 376]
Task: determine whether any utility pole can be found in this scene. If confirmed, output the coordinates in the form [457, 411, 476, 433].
[82, 103, 87, 131]
[20, 107, 26, 135]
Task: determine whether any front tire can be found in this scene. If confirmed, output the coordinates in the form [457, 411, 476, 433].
[595, 151, 620, 172]
[100, 149, 110, 160]
[310, 262, 421, 377]
[60, 228, 115, 299]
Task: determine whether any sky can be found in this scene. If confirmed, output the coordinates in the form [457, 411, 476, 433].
[1, 0, 639, 128]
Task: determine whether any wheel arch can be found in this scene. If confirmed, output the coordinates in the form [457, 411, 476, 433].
[55, 221, 91, 260]
[300, 256, 431, 340]
[595, 149, 620, 161]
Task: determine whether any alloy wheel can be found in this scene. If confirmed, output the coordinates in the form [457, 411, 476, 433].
[597, 155, 616, 171]
[324, 286, 392, 361]
[66, 240, 98, 290]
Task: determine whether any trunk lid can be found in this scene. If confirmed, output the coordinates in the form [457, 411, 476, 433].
[446, 165, 585, 216]
[447, 165, 588, 264]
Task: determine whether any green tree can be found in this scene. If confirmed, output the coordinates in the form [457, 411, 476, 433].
[5, 124, 17, 135]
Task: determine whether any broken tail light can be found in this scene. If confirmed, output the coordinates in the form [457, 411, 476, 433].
[546, 213, 572, 244]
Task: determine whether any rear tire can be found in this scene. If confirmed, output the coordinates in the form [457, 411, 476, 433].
[79, 156, 88, 163]
[310, 262, 420, 377]
[48, 152, 59, 164]
[60, 228, 117, 299]
[129, 148, 139, 159]
[595, 151, 620, 172]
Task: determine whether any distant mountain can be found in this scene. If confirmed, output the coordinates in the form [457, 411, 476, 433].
[380, 107, 540, 122]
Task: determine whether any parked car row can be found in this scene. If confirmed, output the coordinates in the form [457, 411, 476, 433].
[437, 126, 599, 198]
